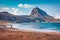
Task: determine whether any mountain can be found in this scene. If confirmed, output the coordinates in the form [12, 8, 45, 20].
[30, 7, 49, 17]
[0, 12, 34, 23]
[0, 7, 60, 23]
[30, 7, 60, 22]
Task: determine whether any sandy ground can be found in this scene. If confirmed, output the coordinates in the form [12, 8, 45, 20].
[0, 28, 60, 40]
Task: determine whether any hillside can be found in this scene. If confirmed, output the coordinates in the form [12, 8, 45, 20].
[0, 7, 60, 23]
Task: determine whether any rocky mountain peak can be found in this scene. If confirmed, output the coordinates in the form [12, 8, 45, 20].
[30, 7, 49, 17]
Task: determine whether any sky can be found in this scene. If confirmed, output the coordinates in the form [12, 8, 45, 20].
[0, 0, 60, 19]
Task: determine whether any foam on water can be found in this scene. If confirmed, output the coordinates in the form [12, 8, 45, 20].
[10, 22, 60, 32]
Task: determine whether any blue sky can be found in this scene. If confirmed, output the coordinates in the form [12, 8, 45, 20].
[0, 0, 60, 19]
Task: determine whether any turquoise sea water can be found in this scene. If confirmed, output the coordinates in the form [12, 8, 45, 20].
[12, 22, 60, 32]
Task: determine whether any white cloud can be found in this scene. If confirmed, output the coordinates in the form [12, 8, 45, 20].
[18, 4, 33, 8]
[11, 8, 16, 10]
[1, 7, 10, 11]
[13, 9, 18, 15]
[18, 11, 26, 15]
[11, 8, 26, 15]
[11, 8, 19, 15]
[1, 7, 19, 15]
[0, 7, 27, 15]
[24, 4, 33, 8]
[55, 14, 60, 19]
[18, 4, 23, 7]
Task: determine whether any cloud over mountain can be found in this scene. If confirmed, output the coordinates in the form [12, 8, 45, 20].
[18, 4, 34, 8]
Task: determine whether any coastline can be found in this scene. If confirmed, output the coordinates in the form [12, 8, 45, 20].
[0, 21, 60, 40]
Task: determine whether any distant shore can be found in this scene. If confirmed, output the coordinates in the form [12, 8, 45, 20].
[0, 28, 60, 40]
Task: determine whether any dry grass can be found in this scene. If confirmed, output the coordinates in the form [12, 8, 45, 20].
[0, 28, 60, 40]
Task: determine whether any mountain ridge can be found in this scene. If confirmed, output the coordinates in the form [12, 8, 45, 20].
[0, 7, 60, 23]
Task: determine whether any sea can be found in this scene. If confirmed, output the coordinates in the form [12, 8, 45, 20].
[11, 22, 60, 32]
